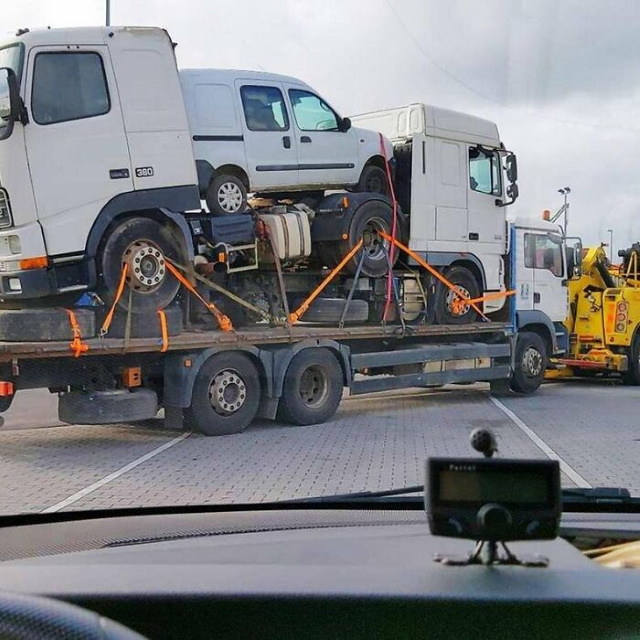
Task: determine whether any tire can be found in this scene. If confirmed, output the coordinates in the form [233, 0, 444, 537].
[510, 331, 547, 394]
[97, 217, 183, 315]
[58, 389, 158, 425]
[185, 352, 260, 436]
[277, 348, 343, 426]
[356, 164, 388, 195]
[0, 394, 13, 413]
[622, 333, 640, 385]
[291, 297, 369, 324]
[96, 304, 183, 339]
[339, 199, 396, 278]
[206, 174, 248, 215]
[433, 266, 480, 325]
[0, 308, 96, 342]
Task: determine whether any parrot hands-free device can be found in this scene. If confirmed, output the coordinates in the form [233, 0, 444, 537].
[425, 429, 561, 567]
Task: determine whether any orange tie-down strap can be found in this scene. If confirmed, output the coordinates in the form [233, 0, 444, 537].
[289, 239, 364, 324]
[165, 261, 234, 332]
[378, 231, 515, 320]
[100, 263, 130, 337]
[66, 309, 89, 357]
[157, 309, 169, 352]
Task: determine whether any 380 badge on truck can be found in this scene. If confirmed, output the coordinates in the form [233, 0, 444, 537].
[135, 167, 154, 178]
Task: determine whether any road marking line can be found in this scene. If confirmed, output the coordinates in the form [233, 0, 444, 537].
[489, 396, 592, 488]
[41, 432, 191, 513]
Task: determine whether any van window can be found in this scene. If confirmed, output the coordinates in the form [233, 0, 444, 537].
[524, 233, 564, 277]
[32, 52, 110, 125]
[288, 89, 339, 131]
[240, 86, 288, 131]
[469, 146, 501, 195]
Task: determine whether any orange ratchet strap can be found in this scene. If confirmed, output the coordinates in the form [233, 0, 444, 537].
[289, 239, 364, 324]
[100, 263, 129, 337]
[157, 309, 169, 352]
[66, 309, 89, 357]
[165, 262, 234, 332]
[379, 231, 514, 321]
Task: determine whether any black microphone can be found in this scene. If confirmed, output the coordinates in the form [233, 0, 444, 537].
[470, 428, 498, 458]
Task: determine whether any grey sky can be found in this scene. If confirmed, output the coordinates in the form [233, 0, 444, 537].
[4, 0, 639, 254]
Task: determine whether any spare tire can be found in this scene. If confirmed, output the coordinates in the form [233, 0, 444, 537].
[292, 297, 369, 324]
[58, 388, 158, 425]
[0, 308, 96, 342]
[95, 304, 183, 339]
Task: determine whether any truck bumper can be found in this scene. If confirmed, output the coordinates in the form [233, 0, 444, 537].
[0, 267, 54, 299]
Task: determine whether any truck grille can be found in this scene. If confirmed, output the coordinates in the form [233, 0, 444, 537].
[0, 189, 12, 228]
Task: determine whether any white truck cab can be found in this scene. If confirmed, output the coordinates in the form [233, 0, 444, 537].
[180, 69, 393, 215]
[0, 26, 199, 302]
[351, 103, 519, 313]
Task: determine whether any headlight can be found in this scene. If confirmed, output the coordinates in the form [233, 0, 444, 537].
[0, 189, 13, 229]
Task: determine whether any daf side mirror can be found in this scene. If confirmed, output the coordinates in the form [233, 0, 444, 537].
[571, 241, 583, 278]
[339, 117, 352, 133]
[0, 68, 21, 141]
[506, 153, 518, 183]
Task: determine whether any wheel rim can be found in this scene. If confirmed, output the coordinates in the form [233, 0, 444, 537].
[522, 346, 543, 377]
[298, 365, 329, 408]
[361, 216, 389, 264]
[365, 173, 385, 193]
[124, 240, 167, 291]
[208, 369, 247, 415]
[446, 285, 471, 316]
[217, 182, 244, 213]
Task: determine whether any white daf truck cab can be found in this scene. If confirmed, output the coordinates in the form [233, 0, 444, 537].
[180, 69, 393, 215]
[352, 103, 519, 315]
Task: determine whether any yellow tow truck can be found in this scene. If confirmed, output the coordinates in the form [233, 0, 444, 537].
[546, 243, 640, 384]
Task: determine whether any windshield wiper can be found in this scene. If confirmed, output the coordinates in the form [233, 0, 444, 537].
[281, 486, 637, 507]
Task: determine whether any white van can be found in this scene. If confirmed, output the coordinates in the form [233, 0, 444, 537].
[180, 69, 394, 214]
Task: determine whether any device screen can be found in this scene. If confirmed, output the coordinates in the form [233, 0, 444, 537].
[439, 469, 549, 504]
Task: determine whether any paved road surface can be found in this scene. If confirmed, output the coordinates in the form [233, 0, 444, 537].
[0, 379, 635, 514]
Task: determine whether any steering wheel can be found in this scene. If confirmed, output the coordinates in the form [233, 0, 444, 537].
[0, 591, 146, 639]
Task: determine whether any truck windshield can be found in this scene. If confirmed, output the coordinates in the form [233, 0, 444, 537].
[0, 43, 24, 81]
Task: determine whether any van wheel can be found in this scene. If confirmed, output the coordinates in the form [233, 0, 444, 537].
[185, 352, 260, 435]
[97, 217, 183, 314]
[510, 331, 547, 394]
[206, 174, 248, 215]
[277, 348, 343, 426]
[356, 165, 388, 195]
[433, 266, 480, 325]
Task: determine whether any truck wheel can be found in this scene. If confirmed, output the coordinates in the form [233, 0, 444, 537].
[58, 389, 158, 424]
[277, 348, 343, 426]
[510, 331, 547, 394]
[343, 200, 396, 278]
[185, 352, 260, 435]
[622, 334, 640, 385]
[356, 165, 388, 195]
[206, 174, 247, 215]
[433, 266, 480, 325]
[98, 217, 182, 315]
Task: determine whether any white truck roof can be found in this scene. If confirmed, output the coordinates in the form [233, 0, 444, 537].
[351, 103, 501, 147]
[3, 25, 170, 48]
[510, 215, 563, 234]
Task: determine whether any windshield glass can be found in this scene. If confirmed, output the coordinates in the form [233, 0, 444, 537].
[0, 43, 24, 80]
[1, 2, 639, 520]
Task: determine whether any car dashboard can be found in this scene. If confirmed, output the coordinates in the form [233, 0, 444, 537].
[0, 508, 638, 639]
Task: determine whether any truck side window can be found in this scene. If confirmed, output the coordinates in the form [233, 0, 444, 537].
[469, 147, 501, 196]
[240, 86, 289, 132]
[32, 52, 109, 125]
[524, 233, 563, 277]
[288, 89, 339, 131]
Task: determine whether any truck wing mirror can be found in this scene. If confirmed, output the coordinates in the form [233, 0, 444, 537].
[506, 153, 518, 183]
[0, 67, 21, 141]
[339, 117, 352, 133]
